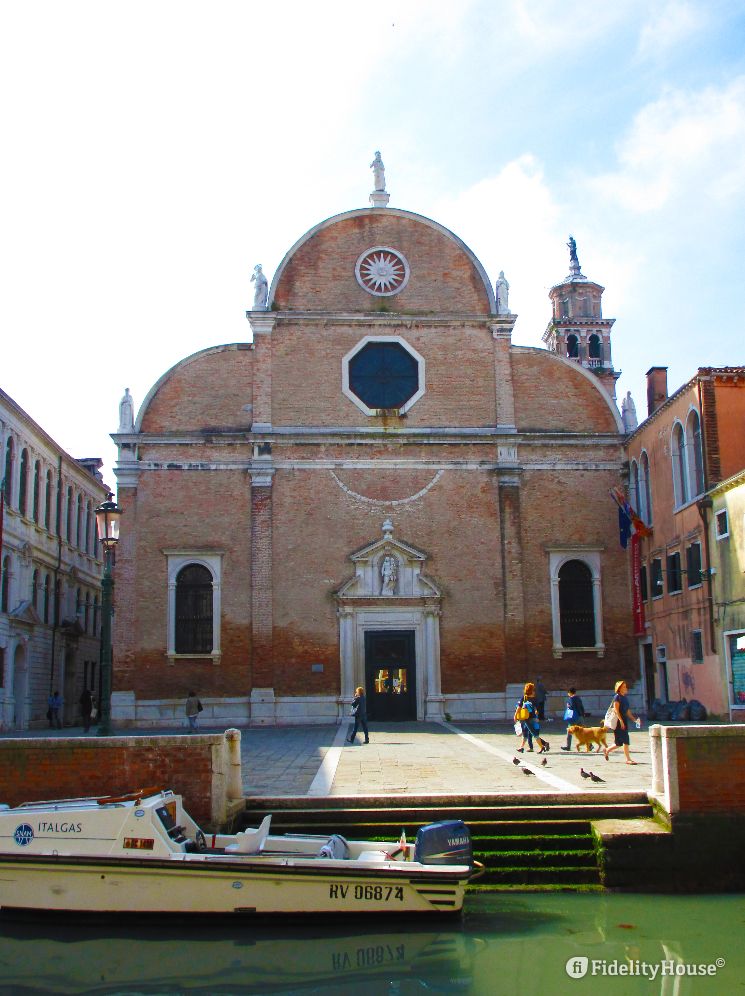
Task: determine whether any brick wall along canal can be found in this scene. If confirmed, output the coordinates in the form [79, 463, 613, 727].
[1, 892, 742, 994]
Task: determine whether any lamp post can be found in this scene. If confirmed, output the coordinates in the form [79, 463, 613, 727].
[94, 492, 121, 737]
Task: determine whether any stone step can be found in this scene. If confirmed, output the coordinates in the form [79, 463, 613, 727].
[242, 803, 653, 829]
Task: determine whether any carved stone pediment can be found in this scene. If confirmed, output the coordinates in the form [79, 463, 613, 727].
[336, 519, 440, 600]
[9, 600, 42, 630]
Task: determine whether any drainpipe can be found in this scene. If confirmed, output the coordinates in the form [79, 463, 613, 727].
[696, 377, 717, 656]
[49, 455, 63, 694]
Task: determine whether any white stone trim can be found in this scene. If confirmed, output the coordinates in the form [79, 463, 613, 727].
[266, 207, 497, 313]
[341, 335, 425, 417]
[548, 549, 605, 658]
[165, 552, 223, 663]
[354, 246, 410, 297]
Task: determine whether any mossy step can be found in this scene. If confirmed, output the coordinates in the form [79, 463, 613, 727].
[477, 866, 601, 886]
[468, 883, 605, 894]
[476, 850, 597, 869]
[469, 833, 595, 851]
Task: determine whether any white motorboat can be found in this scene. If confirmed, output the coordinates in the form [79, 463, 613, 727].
[0, 787, 478, 916]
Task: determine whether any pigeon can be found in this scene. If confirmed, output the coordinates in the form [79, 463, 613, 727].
[580, 768, 591, 779]
[521, 767, 535, 776]
[541, 758, 548, 766]
[512, 757, 521, 765]
[589, 771, 605, 783]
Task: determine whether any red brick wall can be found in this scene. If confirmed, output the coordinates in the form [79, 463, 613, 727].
[113, 469, 252, 699]
[512, 349, 621, 433]
[270, 320, 498, 428]
[676, 735, 745, 813]
[141, 344, 254, 433]
[273, 212, 491, 314]
[0, 736, 219, 824]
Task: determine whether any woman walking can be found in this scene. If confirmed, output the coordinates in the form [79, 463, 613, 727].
[347, 686, 369, 744]
[514, 682, 550, 754]
[605, 679, 639, 764]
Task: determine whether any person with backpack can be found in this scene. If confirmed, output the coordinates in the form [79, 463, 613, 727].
[514, 682, 550, 754]
[604, 679, 640, 764]
[560, 687, 585, 751]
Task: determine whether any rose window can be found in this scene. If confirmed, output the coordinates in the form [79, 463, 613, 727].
[355, 246, 410, 297]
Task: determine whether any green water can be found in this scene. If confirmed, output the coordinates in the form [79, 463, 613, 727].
[0, 893, 742, 994]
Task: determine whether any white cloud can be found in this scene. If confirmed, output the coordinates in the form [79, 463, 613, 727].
[637, 1, 706, 58]
[591, 77, 745, 211]
[434, 155, 566, 342]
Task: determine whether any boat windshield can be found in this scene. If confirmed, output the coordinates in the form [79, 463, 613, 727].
[155, 802, 178, 832]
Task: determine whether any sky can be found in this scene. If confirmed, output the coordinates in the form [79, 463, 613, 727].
[2, 0, 744, 488]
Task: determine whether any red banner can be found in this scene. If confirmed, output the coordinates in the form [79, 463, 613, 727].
[631, 532, 645, 636]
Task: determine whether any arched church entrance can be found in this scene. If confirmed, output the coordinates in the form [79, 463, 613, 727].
[364, 629, 416, 721]
[336, 520, 444, 722]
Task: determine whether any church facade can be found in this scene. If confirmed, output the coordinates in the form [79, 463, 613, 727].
[112, 167, 637, 727]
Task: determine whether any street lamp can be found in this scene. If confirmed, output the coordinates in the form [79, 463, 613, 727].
[94, 492, 121, 736]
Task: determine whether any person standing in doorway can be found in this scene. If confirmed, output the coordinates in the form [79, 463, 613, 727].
[185, 691, 200, 733]
[347, 686, 369, 744]
[79, 687, 93, 733]
[47, 690, 62, 729]
[605, 680, 640, 764]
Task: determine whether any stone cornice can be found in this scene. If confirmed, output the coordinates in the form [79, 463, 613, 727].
[266, 311, 498, 328]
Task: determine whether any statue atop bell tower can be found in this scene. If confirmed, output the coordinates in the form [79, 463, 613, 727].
[542, 236, 621, 403]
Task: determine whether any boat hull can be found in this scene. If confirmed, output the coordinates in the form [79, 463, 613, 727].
[0, 854, 467, 916]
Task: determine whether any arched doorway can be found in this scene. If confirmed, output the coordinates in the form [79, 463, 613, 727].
[12, 643, 28, 730]
[63, 650, 77, 726]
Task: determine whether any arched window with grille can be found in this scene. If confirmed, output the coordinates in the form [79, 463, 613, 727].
[43, 574, 51, 623]
[588, 334, 601, 360]
[630, 459, 641, 518]
[549, 550, 603, 657]
[3, 438, 14, 509]
[66, 486, 74, 540]
[45, 469, 53, 531]
[76, 493, 83, 549]
[672, 422, 688, 507]
[18, 448, 29, 517]
[1, 555, 10, 613]
[640, 450, 653, 525]
[175, 564, 214, 654]
[686, 410, 704, 498]
[566, 334, 579, 358]
[85, 500, 92, 553]
[558, 560, 595, 647]
[32, 460, 41, 522]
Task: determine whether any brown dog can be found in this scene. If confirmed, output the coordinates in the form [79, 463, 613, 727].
[567, 724, 609, 752]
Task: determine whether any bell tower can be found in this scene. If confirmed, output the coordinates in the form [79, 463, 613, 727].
[542, 236, 620, 401]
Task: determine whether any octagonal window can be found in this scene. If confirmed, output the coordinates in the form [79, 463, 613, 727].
[342, 336, 425, 416]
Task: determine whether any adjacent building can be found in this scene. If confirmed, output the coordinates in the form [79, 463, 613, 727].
[0, 388, 108, 730]
[625, 367, 745, 717]
[111, 165, 638, 728]
[708, 466, 745, 720]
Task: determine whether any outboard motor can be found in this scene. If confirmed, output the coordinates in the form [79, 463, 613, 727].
[414, 820, 472, 867]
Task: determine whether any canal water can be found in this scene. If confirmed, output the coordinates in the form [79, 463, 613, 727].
[0, 892, 742, 994]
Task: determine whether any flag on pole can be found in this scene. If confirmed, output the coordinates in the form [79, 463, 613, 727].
[610, 486, 652, 548]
